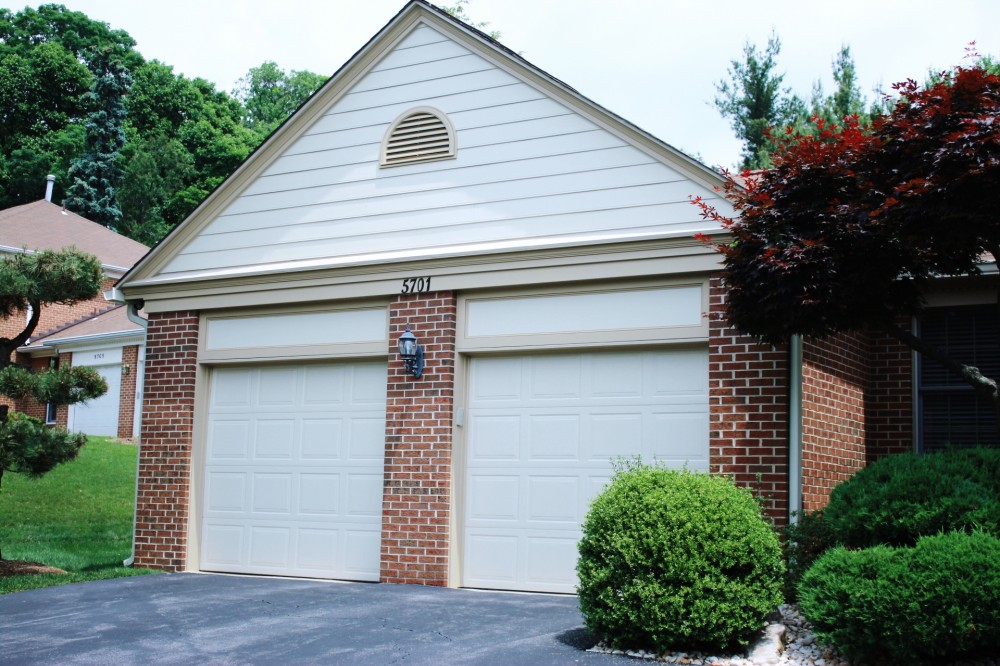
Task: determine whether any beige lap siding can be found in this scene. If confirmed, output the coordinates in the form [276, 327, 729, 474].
[133, 311, 198, 571]
[708, 276, 790, 525]
[381, 292, 456, 585]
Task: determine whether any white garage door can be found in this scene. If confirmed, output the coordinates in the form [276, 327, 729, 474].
[70, 364, 122, 437]
[201, 361, 387, 580]
[463, 349, 708, 593]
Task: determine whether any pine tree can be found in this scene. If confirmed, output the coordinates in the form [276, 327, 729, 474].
[64, 47, 131, 228]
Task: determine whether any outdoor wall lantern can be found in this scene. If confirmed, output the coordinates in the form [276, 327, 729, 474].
[397, 324, 424, 379]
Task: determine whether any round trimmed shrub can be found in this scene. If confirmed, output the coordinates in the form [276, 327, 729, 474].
[798, 530, 1000, 665]
[577, 464, 784, 653]
[823, 448, 1000, 548]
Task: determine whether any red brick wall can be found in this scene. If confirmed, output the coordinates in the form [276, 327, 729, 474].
[0, 277, 119, 361]
[801, 333, 868, 511]
[708, 277, 790, 525]
[117, 345, 139, 439]
[133, 311, 198, 571]
[866, 328, 914, 460]
[54, 352, 71, 428]
[381, 292, 456, 585]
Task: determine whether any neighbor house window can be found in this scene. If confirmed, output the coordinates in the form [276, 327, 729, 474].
[45, 401, 57, 424]
[918, 305, 1000, 452]
[380, 107, 456, 167]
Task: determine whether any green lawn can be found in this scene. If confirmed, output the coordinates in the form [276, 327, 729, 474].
[0, 436, 160, 594]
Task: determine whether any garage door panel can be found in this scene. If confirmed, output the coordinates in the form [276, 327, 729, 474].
[345, 474, 383, 516]
[208, 421, 251, 459]
[251, 473, 292, 514]
[468, 475, 519, 521]
[301, 419, 343, 459]
[529, 356, 582, 398]
[205, 472, 247, 512]
[249, 526, 291, 566]
[70, 364, 121, 437]
[203, 525, 245, 565]
[528, 415, 579, 459]
[349, 416, 390, 458]
[463, 349, 708, 593]
[527, 477, 578, 521]
[299, 474, 339, 514]
[254, 420, 296, 458]
[202, 361, 386, 581]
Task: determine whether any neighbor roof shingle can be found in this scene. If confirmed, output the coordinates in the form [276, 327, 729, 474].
[0, 200, 148, 269]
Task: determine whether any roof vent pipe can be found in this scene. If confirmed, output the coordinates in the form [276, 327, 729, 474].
[44, 174, 55, 202]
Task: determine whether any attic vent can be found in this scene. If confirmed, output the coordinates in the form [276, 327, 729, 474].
[380, 107, 456, 167]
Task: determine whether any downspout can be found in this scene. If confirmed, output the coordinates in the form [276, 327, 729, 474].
[788, 335, 804, 524]
[106, 288, 148, 567]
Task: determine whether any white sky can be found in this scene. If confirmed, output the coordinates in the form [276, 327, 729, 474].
[10, 0, 999, 169]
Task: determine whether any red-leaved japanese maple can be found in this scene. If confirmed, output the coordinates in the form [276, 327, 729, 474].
[694, 64, 1000, 426]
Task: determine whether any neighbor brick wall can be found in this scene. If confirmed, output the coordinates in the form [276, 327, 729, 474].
[13, 355, 52, 420]
[708, 276, 790, 525]
[801, 333, 868, 511]
[865, 327, 914, 460]
[381, 292, 456, 585]
[0, 277, 119, 363]
[117, 344, 139, 439]
[54, 352, 71, 428]
[133, 311, 198, 571]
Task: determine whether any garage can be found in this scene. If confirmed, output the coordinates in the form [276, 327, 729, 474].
[200, 361, 387, 580]
[69, 348, 123, 437]
[462, 348, 709, 593]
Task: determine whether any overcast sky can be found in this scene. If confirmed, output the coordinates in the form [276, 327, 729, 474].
[10, 0, 999, 169]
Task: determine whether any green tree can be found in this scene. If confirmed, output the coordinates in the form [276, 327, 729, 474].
[441, 0, 501, 40]
[233, 61, 326, 136]
[713, 32, 806, 169]
[117, 132, 193, 245]
[65, 48, 131, 229]
[0, 248, 108, 557]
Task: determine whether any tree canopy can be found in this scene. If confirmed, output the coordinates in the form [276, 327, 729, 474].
[695, 63, 1000, 416]
[0, 4, 324, 245]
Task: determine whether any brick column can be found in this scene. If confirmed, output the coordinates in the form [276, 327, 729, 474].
[381, 292, 456, 585]
[708, 276, 790, 525]
[801, 333, 868, 511]
[117, 344, 139, 439]
[133, 311, 198, 571]
[54, 352, 72, 429]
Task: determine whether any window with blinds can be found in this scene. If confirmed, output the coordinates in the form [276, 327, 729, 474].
[919, 305, 1000, 451]
[380, 107, 456, 167]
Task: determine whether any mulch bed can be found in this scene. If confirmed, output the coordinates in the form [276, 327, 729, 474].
[0, 559, 67, 577]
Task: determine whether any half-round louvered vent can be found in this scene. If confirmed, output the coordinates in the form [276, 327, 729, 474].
[380, 107, 456, 167]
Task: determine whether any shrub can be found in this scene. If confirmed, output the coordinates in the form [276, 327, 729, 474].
[781, 508, 835, 601]
[577, 463, 784, 653]
[823, 448, 1000, 548]
[798, 531, 1000, 664]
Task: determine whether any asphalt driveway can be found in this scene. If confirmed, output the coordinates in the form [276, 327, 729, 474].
[0, 573, 634, 665]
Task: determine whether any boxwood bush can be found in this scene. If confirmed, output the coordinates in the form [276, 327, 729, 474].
[823, 447, 1000, 548]
[577, 463, 784, 653]
[798, 531, 1000, 664]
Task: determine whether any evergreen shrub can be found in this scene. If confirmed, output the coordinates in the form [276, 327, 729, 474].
[823, 448, 1000, 548]
[577, 463, 784, 653]
[798, 531, 1000, 664]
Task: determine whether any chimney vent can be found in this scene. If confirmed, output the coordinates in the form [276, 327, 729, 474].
[44, 174, 55, 202]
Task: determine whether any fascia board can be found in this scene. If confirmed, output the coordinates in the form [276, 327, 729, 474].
[32, 330, 145, 352]
[122, 227, 718, 291]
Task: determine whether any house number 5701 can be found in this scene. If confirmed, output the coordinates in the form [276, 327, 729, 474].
[401, 277, 432, 294]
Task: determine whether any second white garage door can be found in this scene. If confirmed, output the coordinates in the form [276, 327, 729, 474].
[200, 361, 386, 580]
[462, 349, 708, 593]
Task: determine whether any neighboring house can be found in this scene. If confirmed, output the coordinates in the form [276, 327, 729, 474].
[0, 189, 148, 439]
[113, 0, 984, 592]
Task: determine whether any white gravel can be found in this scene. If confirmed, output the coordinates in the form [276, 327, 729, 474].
[589, 604, 999, 666]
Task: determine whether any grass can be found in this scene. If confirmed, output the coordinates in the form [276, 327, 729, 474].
[0, 436, 160, 594]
